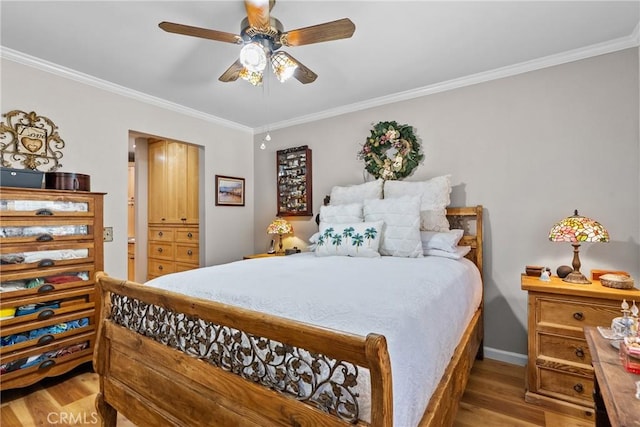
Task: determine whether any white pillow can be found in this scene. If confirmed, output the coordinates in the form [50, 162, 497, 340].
[424, 246, 471, 260]
[363, 196, 423, 258]
[329, 180, 383, 205]
[383, 175, 452, 231]
[420, 229, 464, 253]
[315, 221, 383, 258]
[319, 203, 363, 224]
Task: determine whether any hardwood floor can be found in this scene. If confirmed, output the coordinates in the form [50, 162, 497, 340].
[1, 358, 594, 427]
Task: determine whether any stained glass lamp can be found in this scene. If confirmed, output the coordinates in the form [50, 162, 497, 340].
[267, 218, 293, 254]
[548, 210, 609, 284]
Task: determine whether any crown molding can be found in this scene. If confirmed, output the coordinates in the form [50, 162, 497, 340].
[258, 30, 640, 133]
[0, 47, 253, 134]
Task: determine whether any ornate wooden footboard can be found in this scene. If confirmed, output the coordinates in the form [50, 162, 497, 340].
[93, 205, 483, 427]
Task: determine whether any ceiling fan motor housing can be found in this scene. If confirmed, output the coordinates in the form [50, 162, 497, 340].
[240, 17, 284, 52]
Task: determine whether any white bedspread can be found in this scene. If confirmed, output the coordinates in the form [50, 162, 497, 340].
[146, 252, 482, 427]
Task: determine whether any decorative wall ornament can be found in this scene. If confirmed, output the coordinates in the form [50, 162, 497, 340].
[358, 121, 423, 180]
[110, 293, 361, 422]
[0, 110, 65, 171]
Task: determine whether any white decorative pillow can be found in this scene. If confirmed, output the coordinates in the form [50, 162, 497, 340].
[420, 229, 464, 253]
[319, 203, 363, 224]
[329, 179, 383, 205]
[363, 196, 423, 258]
[315, 221, 383, 258]
[424, 246, 471, 260]
[383, 175, 452, 231]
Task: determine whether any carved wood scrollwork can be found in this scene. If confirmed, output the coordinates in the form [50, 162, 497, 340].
[110, 294, 361, 422]
[0, 110, 65, 171]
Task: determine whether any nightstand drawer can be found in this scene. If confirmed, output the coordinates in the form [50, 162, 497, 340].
[538, 333, 591, 365]
[538, 298, 618, 331]
[539, 367, 593, 405]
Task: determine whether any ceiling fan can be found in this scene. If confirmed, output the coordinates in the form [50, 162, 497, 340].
[159, 0, 356, 86]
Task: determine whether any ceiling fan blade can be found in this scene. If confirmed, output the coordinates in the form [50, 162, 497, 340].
[159, 21, 242, 44]
[219, 60, 245, 82]
[244, 0, 272, 31]
[280, 18, 355, 47]
[279, 52, 317, 84]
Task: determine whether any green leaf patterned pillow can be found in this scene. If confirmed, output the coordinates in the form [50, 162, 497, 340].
[315, 221, 383, 258]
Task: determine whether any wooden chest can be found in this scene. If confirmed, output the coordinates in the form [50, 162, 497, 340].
[0, 187, 104, 390]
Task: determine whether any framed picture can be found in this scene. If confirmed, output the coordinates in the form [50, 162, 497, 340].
[215, 175, 245, 206]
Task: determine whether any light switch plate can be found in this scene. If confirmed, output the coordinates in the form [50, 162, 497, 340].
[103, 227, 113, 242]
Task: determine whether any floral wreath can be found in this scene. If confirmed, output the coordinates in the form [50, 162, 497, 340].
[357, 121, 423, 180]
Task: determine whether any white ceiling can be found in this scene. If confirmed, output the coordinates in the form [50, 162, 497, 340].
[1, 1, 639, 131]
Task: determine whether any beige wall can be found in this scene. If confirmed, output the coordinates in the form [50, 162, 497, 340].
[1, 58, 256, 279]
[253, 48, 640, 359]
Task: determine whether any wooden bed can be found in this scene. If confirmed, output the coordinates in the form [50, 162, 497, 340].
[93, 205, 483, 427]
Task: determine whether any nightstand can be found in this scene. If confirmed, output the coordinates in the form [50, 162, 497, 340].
[243, 253, 284, 260]
[521, 274, 640, 419]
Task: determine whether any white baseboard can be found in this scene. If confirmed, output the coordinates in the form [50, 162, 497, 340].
[483, 346, 528, 366]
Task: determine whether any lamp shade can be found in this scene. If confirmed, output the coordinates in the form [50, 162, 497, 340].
[549, 210, 609, 284]
[267, 218, 293, 235]
[548, 210, 609, 243]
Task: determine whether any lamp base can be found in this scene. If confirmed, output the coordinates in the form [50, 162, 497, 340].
[562, 271, 591, 284]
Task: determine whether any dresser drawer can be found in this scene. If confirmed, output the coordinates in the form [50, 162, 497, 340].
[0, 218, 95, 244]
[0, 333, 93, 379]
[537, 298, 619, 332]
[149, 242, 174, 260]
[175, 244, 198, 264]
[0, 242, 94, 273]
[0, 194, 96, 217]
[0, 267, 93, 301]
[538, 333, 592, 366]
[148, 227, 174, 242]
[175, 228, 198, 243]
[538, 367, 594, 406]
[148, 259, 175, 277]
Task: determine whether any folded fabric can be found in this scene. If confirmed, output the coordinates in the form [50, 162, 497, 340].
[420, 229, 464, 253]
[424, 246, 471, 260]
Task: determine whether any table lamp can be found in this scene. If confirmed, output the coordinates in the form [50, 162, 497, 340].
[267, 218, 293, 254]
[548, 210, 609, 284]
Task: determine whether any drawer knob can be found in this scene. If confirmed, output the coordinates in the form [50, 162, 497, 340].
[573, 312, 584, 321]
[37, 284, 55, 293]
[37, 309, 55, 320]
[187, 232, 193, 238]
[158, 247, 163, 253]
[38, 360, 56, 370]
[158, 231, 163, 237]
[187, 250, 193, 256]
[38, 259, 55, 267]
[36, 233, 54, 242]
[181, 217, 187, 222]
[37, 334, 55, 346]
[35, 208, 54, 216]
[575, 347, 585, 358]
[573, 383, 584, 393]
[158, 265, 163, 270]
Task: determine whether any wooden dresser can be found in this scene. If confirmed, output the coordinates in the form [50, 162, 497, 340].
[147, 139, 199, 279]
[0, 187, 104, 390]
[521, 274, 640, 419]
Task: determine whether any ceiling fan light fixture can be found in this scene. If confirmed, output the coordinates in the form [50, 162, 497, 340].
[240, 42, 268, 72]
[271, 51, 297, 82]
[239, 67, 263, 86]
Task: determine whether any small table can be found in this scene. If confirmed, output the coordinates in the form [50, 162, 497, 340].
[584, 327, 640, 427]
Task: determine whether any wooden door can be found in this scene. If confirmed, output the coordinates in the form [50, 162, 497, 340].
[166, 141, 186, 223]
[147, 140, 167, 224]
[185, 144, 199, 224]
